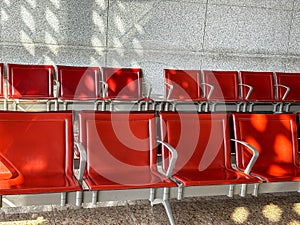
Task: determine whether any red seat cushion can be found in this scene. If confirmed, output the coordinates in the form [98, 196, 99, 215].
[79, 111, 175, 190]
[7, 64, 54, 99]
[0, 112, 81, 195]
[233, 113, 300, 182]
[164, 69, 202, 101]
[160, 112, 260, 186]
[57, 65, 100, 100]
[101, 68, 143, 100]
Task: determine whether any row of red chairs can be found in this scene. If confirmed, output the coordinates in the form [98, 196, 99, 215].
[0, 64, 150, 110]
[0, 64, 299, 112]
[1, 110, 300, 224]
[165, 69, 300, 112]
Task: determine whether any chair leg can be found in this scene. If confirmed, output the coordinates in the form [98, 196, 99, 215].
[60, 192, 67, 206]
[92, 191, 98, 206]
[76, 191, 83, 207]
[150, 188, 176, 225]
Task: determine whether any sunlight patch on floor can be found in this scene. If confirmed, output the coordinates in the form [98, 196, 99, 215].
[262, 203, 282, 222]
[0, 216, 46, 225]
[231, 206, 249, 224]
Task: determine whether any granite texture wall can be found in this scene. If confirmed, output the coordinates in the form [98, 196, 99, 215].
[0, 0, 299, 95]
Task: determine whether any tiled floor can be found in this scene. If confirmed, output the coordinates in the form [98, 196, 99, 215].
[1, 192, 300, 225]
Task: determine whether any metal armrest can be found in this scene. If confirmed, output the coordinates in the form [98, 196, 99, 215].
[239, 84, 253, 100]
[201, 82, 214, 99]
[74, 142, 87, 184]
[99, 81, 108, 98]
[157, 140, 178, 178]
[231, 139, 259, 175]
[275, 84, 290, 100]
[53, 80, 60, 98]
[164, 82, 173, 101]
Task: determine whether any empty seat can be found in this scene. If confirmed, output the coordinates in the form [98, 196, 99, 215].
[0, 111, 81, 204]
[239, 71, 276, 112]
[159, 112, 260, 198]
[77, 111, 176, 224]
[232, 113, 300, 183]
[164, 69, 203, 111]
[56, 65, 100, 110]
[6, 64, 55, 111]
[202, 70, 240, 111]
[275, 72, 300, 111]
[101, 67, 152, 110]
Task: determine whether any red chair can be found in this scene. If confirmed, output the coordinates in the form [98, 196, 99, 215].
[202, 70, 240, 111]
[275, 72, 300, 111]
[164, 69, 203, 111]
[232, 113, 300, 184]
[239, 71, 276, 112]
[78, 111, 177, 224]
[0, 111, 81, 206]
[101, 67, 152, 110]
[56, 65, 101, 110]
[6, 64, 55, 111]
[159, 112, 260, 198]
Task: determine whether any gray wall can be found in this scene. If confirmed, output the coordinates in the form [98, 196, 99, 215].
[0, 0, 299, 95]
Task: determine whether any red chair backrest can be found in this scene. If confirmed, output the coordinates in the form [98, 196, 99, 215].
[0, 111, 74, 189]
[239, 71, 275, 101]
[78, 111, 157, 184]
[275, 72, 300, 102]
[7, 64, 54, 99]
[57, 65, 100, 100]
[164, 69, 201, 101]
[159, 112, 231, 174]
[232, 113, 298, 176]
[202, 70, 239, 101]
[101, 67, 142, 100]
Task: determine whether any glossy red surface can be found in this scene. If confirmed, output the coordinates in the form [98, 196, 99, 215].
[202, 70, 239, 101]
[7, 64, 54, 99]
[0, 111, 81, 194]
[159, 112, 259, 186]
[275, 72, 300, 102]
[57, 65, 100, 100]
[101, 67, 142, 100]
[232, 113, 300, 182]
[164, 69, 201, 101]
[78, 111, 175, 190]
[239, 71, 275, 102]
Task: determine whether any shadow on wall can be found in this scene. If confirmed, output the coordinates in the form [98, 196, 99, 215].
[0, 0, 107, 66]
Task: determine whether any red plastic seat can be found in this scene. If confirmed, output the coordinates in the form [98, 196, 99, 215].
[7, 64, 54, 99]
[202, 70, 240, 111]
[159, 112, 259, 187]
[101, 67, 153, 110]
[164, 69, 201, 101]
[101, 67, 143, 101]
[57, 65, 100, 100]
[275, 72, 300, 103]
[164, 69, 203, 111]
[232, 113, 300, 182]
[0, 111, 81, 195]
[77, 111, 176, 224]
[239, 71, 276, 111]
[78, 111, 175, 190]
[239, 71, 275, 102]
